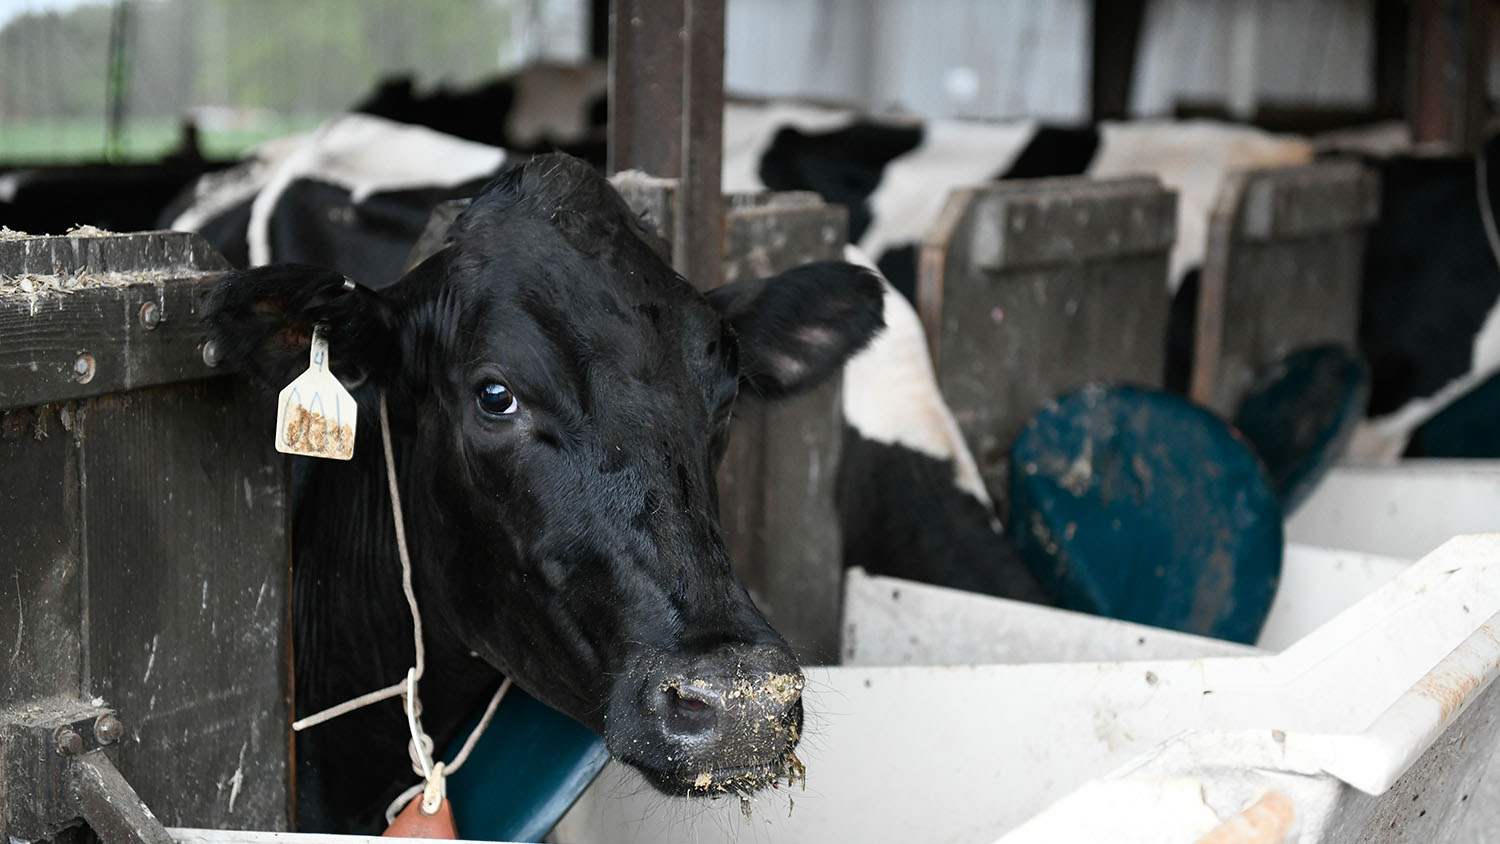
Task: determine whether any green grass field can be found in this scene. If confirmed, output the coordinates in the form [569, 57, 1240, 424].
[0, 115, 326, 164]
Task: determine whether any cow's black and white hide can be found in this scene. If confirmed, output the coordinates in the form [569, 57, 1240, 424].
[1347, 134, 1500, 459]
[169, 113, 1048, 612]
[839, 246, 1049, 602]
[723, 105, 1314, 302]
[353, 62, 608, 162]
[724, 106, 1314, 394]
[162, 114, 507, 287]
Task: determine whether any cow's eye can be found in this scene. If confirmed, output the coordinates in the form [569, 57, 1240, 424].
[476, 381, 519, 415]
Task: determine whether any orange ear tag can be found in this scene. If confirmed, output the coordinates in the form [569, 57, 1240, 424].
[383, 766, 457, 839]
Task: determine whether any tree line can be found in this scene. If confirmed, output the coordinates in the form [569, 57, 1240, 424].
[0, 0, 512, 122]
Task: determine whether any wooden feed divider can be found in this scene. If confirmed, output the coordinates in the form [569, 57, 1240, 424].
[916, 162, 1378, 517]
[0, 231, 293, 840]
[917, 175, 1178, 511]
[1189, 160, 1380, 416]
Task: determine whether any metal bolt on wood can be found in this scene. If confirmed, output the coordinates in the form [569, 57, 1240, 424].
[54, 726, 83, 756]
[73, 353, 96, 384]
[138, 301, 160, 329]
[202, 340, 222, 367]
[94, 713, 124, 745]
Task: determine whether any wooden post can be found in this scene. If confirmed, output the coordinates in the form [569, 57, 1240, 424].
[607, 0, 726, 291]
[1373, 0, 1411, 121]
[1411, 0, 1495, 152]
[1, 232, 293, 828]
[1090, 0, 1147, 120]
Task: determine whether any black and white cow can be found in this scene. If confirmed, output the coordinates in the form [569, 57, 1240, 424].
[1348, 136, 1500, 458]
[737, 106, 1500, 458]
[162, 115, 508, 286]
[204, 153, 886, 831]
[722, 103, 1314, 302]
[170, 113, 1049, 610]
[353, 63, 608, 162]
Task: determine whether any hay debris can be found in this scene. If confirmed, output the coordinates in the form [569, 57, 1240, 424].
[65, 224, 117, 238]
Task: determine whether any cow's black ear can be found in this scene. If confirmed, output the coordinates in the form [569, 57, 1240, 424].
[203, 263, 396, 391]
[706, 260, 885, 398]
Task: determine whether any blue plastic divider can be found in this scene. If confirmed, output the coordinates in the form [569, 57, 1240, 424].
[1009, 384, 1282, 644]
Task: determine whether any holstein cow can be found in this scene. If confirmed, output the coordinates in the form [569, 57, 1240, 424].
[203, 153, 886, 831]
[170, 113, 1049, 609]
[1349, 135, 1500, 458]
[353, 63, 608, 162]
[162, 115, 507, 286]
[721, 104, 1313, 299]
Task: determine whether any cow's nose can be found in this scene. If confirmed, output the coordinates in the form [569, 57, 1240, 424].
[659, 681, 720, 739]
[652, 646, 805, 745]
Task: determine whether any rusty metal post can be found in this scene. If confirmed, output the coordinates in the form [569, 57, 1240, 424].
[1411, 0, 1495, 152]
[1, 702, 173, 844]
[607, 0, 725, 290]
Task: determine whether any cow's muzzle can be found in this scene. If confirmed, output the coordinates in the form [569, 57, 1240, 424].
[609, 642, 805, 795]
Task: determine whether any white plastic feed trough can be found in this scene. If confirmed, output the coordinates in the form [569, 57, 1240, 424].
[555, 462, 1500, 843]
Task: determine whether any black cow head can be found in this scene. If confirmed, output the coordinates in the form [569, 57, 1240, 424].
[204, 153, 883, 798]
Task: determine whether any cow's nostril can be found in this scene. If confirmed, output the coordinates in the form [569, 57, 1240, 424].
[661, 684, 719, 738]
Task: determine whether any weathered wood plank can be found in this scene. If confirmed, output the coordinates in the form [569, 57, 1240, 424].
[0, 231, 229, 411]
[81, 379, 292, 830]
[0, 404, 84, 705]
[0, 231, 227, 278]
[722, 197, 848, 286]
[0, 276, 226, 411]
[2, 231, 293, 829]
[919, 177, 1176, 509]
[1234, 160, 1379, 241]
[1192, 162, 1379, 415]
[957, 176, 1175, 273]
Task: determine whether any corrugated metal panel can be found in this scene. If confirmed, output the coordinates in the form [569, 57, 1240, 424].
[725, 0, 1090, 120]
[727, 0, 1378, 122]
[1131, 0, 1373, 117]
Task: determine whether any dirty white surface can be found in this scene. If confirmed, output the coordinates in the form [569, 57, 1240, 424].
[842, 567, 1257, 666]
[1258, 543, 1411, 651]
[556, 534, 1500, 844]
[1287, 462, 1500, 559]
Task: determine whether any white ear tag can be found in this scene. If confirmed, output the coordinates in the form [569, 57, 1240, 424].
[275, 326, 358, 460]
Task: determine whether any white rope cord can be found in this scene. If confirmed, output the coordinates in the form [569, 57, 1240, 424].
[447, 677, 513, 771]
[290, 393, 425, 731]
[282, 389, 512, 825]
[1477, 146, 1500, 274]
[385, 676, 513, 824]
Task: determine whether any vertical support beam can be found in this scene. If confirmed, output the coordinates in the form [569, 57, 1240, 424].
[607, 0, 725, 290]
[1089, 0, 1147, 120]
[678, 0, 725, 291]
[1373, 0, 1411, 120]
[1412, 0, 1495, 152]
[589, 0, 610, 59]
